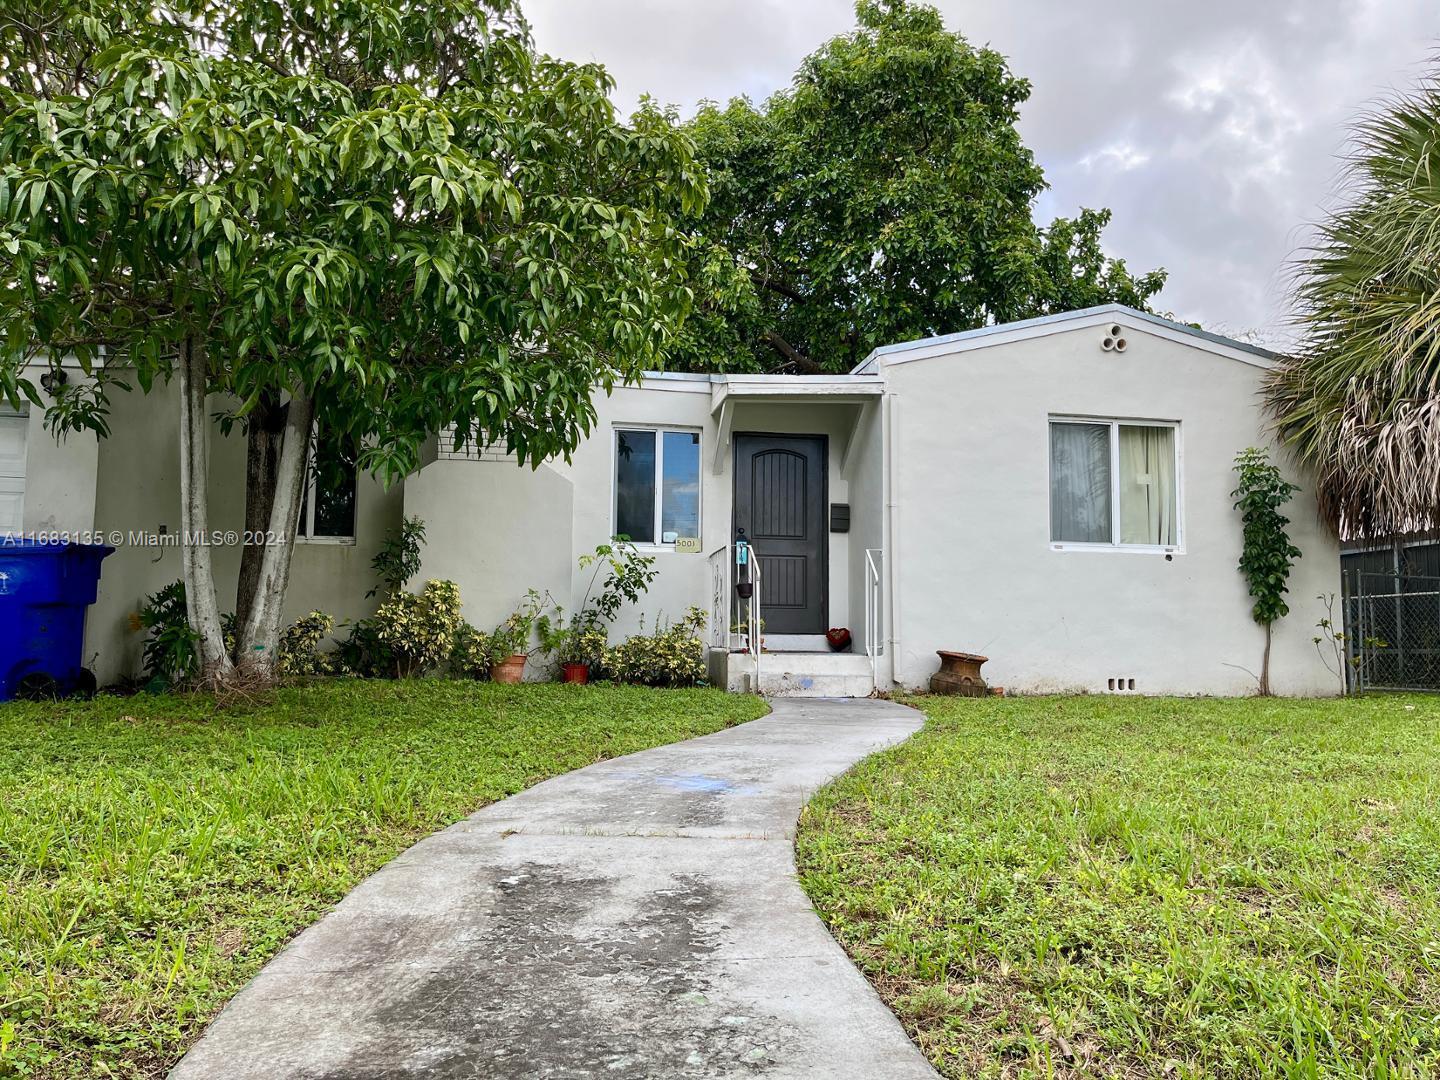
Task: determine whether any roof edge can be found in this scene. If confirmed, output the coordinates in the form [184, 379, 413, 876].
[851, 304, 1280, 373]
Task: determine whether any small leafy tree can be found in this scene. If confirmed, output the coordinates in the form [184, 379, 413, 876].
[537, 541, 658, 666]
[0, 0, 704, 687]
[1232, 448, 1303, 695]
[368, 516, 427, 599]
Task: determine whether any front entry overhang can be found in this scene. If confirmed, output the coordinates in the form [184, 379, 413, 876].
[709, 375, 883, 476]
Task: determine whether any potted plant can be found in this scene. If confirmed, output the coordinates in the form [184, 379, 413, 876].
[539, 603, 612, 684]
[537, 542, 658, 684]
[730, 617, 765, 654]
[489, 590, 551, 684]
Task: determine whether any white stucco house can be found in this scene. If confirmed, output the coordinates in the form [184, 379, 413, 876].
[6, 304, 1341, 696]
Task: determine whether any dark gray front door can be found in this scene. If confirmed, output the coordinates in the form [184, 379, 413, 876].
[734, 433, 827, 635]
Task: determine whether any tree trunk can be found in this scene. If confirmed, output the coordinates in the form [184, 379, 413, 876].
[232, 390, 286, 655]
[1260, 622, 1273, 696]
[176, 336, 233, 685]
[234, 391, 315, 681]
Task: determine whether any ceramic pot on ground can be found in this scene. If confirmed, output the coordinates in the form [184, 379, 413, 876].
[492, 654, 527, 684]
[561, 662, 590, 684]
[929, 650, 989, 696]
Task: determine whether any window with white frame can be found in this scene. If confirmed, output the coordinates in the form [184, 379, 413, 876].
[614, 428, 701, 545]
[298, 430, 358, 542]
[1049, 418, 1179, 549]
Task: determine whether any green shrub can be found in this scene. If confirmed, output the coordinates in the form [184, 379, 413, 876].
[372, 580, 464, 677]
[536, 543, 656, 673]
[605, 607, 708, 687]
[451, 621, 498, 679]
[136, 582, 199, 688]
[368, 515, 426, 598]
[276, 611, 335, 677]
[333, 618, 390, 678]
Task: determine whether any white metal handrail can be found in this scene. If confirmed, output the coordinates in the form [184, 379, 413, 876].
[707, 542, 762, 693]
[749, 548, 762, 691]
[864, 548, 884, 688]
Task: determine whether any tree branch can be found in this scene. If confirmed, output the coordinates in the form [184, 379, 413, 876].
[757, 274, 806, 303]
[761, 329, 823, 374]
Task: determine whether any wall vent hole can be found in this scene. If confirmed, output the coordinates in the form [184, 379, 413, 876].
[1107, 678, 1116, 690]
[1127, 678, 1136, 691]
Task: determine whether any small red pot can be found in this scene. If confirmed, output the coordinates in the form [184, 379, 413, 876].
[826, 627, 853, 653]
[492, 654, 527, 684]
[561, 662, 590, 685]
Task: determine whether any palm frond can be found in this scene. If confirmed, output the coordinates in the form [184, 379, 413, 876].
[1267, 75, 1440, 539]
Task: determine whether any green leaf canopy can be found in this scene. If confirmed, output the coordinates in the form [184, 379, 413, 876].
[669, 0, 1166, 374]
[0, 0, 707, 477]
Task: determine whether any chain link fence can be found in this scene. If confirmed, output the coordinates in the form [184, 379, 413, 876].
[1344, 571, 1440, 692]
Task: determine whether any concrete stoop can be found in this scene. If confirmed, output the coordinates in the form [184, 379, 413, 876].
[719, 649, 875, 697]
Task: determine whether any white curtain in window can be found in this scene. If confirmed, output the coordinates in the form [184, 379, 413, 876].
[1050, 422, 1112, 543]
[1118, 425, 1176, 546]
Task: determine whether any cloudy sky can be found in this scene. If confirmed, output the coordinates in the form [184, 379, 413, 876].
[524, 0, 1439, 348]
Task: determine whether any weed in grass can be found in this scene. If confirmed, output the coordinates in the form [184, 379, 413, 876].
[0, 680, 765, 1078]
[797, 694, 1440, 1079]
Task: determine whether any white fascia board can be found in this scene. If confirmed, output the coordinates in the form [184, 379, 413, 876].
[709, 377, 884, 417]
[634, 372, 713, 394]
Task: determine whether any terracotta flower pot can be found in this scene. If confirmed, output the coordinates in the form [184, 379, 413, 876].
[492, 654, 527, 684]
[930, 650, 989, 697]
[561, 662, 590, 685]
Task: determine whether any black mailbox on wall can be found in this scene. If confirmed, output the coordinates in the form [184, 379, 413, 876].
[830, 503, 850, 533]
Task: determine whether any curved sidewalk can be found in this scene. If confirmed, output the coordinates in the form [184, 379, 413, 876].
[171, 697, 938, 1079]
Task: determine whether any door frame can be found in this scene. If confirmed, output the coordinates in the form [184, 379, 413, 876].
[732, 431, 829, 633]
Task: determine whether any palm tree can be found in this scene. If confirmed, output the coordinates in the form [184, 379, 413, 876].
[1267, 75, 1440, 539]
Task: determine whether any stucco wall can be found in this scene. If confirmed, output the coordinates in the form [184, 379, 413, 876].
[882, 322, 1340, 696]
[85, 376, 402, 683]
[14, 364, 100, 534]
[570, 381, 721, 636]
[845, 400, 885, 656]
[404, 382, 875, 651]
[405, 455, 575, 637]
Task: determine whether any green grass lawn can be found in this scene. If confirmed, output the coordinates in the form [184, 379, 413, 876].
[798, 695, 1440, 1079]
[0, 680, 766, 1079]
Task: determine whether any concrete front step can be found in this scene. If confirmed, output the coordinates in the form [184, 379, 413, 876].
[716, 649, 874, 697]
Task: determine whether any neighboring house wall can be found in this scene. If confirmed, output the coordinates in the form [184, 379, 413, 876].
[881, 322, 1340, 696]
[81, 375, 402, 683]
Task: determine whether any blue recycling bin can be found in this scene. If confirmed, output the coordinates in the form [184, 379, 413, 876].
[0, 541, 115, 700]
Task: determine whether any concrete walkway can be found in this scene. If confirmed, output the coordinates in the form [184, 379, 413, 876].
[171, 698, 938, 1080]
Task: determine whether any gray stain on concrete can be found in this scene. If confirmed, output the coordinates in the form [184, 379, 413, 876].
[170, 698, 938, 1080]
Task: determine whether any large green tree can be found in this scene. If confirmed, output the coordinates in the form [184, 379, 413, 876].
[672, 0, 1165, 374]
[0, 0, 704, 685]
[1267, 76, 1440, 539]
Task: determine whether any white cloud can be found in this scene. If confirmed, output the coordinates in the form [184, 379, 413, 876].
[1078, 142, 1151, 173]
[524, 0, 1440, 345]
